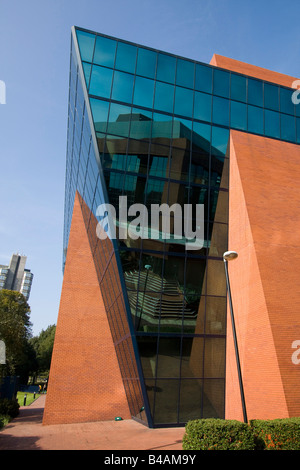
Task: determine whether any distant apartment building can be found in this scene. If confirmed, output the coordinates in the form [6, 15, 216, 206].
[0, 254, 33, 300]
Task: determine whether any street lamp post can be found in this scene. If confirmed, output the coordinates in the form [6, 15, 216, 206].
[223, 251, 248, 423]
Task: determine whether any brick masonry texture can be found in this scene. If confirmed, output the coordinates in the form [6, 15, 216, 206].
[226, 130, 300, 420]
[43, 192, 131, 425]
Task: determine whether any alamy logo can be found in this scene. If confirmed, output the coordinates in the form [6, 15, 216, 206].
[0, 80, 6, 104]
[96, 196, 204, 251]
[291, 80, 300, 105]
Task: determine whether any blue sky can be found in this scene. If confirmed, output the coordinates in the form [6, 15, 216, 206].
[0, 0, 299, 336]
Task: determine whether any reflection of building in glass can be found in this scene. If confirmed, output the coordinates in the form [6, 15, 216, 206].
[44, 27, 300, 427]
[0, 254, 33, 300]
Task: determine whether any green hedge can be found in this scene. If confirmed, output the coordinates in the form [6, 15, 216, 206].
[182, 417, 300, 450]
[0, 398, 20, 418]
[250, 417, 300, 450]
[182, 418, 256, 450]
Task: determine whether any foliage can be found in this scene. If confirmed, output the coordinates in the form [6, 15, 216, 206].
[0, 398, 20, 418]
[0, 289, 33, 376]
[0, 414, 10, 429]
[30, 324, 56, 374]
[182, 418, 256, 450]
[250, 418, 300, 450]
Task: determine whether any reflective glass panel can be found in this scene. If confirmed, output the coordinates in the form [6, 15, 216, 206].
[280, 87, 295, 115]
[265, 109, 280, 138]
[133, 76, 155, 108]
[136, 47, 157, 79]
[156, 53, 176, 84]
[157, 338, 181, 378]
[89, 65, 113, 99]
[76, 30, 95, 62]
[247, 105, 264, 134]
[264, 83, 279, 111]
[93, 35, 116, 67]
[195, 63, 213, 94]
[213, 69, 230, 98]
[230, 101, 247, 130]
[90, 98, 109, 133]
[248, 78, 263, 107]
[111, 70, 134, 103]
[82, 62, 92, 87]
[212, 96, 229, 126]
[115, 42, 137, 73]
[211, 127, 229, 157]
[230, 74, 246, 102]
[176, 58, 194, 89]
[174, 86, 193, 118]
[205, 296, 226, 335]
[297, 118, 300, 143]
[194, 91, 212, 123]
[193, 122, 211, 154]
[280, 113, 296, 142]
[154, 379, 179, 424]
[154, 81, 174, 113]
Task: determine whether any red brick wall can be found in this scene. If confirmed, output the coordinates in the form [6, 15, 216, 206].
[43, 193, 131, 425]
[226, 130, 300, 420]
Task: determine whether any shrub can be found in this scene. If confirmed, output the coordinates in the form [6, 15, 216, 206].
[0, 415, 10, 429]
[182, 418, 256, 450]
[250, 418, 300, 450]
[0, 398, 20, 418]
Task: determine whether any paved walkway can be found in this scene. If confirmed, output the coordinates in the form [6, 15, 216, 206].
[0, 395, 185, 450]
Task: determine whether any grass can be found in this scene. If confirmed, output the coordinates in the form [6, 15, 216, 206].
[16, 391, 39, 407]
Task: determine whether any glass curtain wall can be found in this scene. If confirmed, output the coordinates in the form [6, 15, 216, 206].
[65, 26, 300, 426]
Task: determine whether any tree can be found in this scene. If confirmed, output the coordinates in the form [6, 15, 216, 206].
[30, 325, 56, 375]
[0, 289, 33, 377]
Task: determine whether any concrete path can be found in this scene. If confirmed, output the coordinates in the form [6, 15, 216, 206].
[0, 395, 185, 450]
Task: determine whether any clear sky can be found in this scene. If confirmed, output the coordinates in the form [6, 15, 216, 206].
[0, 0, 299, 336]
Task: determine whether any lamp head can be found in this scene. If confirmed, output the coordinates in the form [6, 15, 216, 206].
[223, 251, 238, 261]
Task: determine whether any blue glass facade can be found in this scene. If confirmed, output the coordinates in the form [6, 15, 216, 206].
[64, 26, 300, 427]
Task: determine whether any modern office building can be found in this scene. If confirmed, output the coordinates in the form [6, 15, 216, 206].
[0, 253, 33, 301]
[44, 26, 300, 427]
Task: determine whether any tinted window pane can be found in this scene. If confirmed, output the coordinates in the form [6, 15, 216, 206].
[154, 81, 174, 113]
[174, 86, 193, 117]
[107, 102, 131, 137]
[211, 126, 229, 156]
[247, 105, 263, 134]
[82, 61, 92, 87]
[265, 109, 280, 138]
[230, 101, 247, 130]
[264, 83, 279, 111]
[90, 98, 109, 133]
[213, 69, 230, 98]
[133, 76, 155, 108]
[281, 114, 296, 142]
[115, 42, 137, 73]
[297, 118, 300, 143]
[136, 48, 157, 79]
[280, 87, 295, 115]
[230, 74, 246, 102]
[156, 53, 176, 84]
[89, 65, 113, 98]
[212, 96, 229, 126]
[93, 35, 116, 68]
[76, 30, 95, 62]
[194, 91, 212, 123]
[248, 78, 263, 107]
[193, 122, 211, 153]
[176, 58, 194, 89]
[195, 64, 213, 93]
[111, 71, 134, 103]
